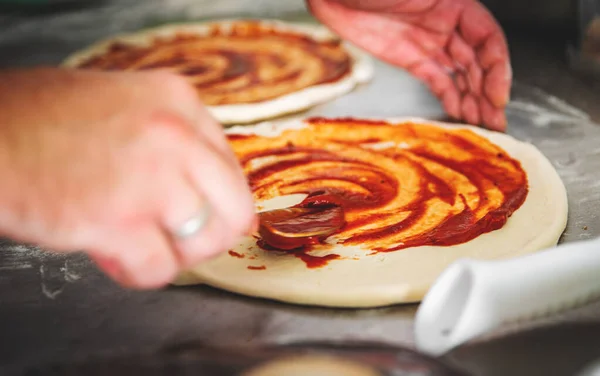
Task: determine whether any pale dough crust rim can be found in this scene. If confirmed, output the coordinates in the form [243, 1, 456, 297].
[174, 117, 569, 308]
[61, 19, 374, 125]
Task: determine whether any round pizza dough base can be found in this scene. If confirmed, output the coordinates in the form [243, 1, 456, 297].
[242, 355, 381, 376]
[173, 117, 569, 308]
[61, 19, 374, 125]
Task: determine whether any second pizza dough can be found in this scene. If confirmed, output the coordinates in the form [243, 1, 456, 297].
[62, 19, 373, 124]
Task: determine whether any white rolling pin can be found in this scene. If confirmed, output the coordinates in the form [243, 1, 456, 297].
[414, 236, 600, 356]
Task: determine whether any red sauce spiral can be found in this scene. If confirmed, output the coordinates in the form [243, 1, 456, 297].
[229, 118, 529, 256]
[73, 21, 351, 105]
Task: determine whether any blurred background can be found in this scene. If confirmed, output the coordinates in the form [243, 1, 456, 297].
[0, 0, 580, 35]
[0, 0, 596, 120]
[2, 2, 600, 375]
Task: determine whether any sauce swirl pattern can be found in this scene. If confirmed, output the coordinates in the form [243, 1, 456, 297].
[229, 118, 529, 253]
[74, 21, 352, 105]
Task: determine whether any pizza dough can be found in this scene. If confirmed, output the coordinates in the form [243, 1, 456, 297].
[62, 19, 373, 124]
[173, 117, 568, 308]
[242, 355, 381, 376]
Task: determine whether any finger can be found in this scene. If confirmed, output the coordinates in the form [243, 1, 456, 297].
[405, 27, 461, 74]
[409, 28, 485, 100]
[150, 71, 242, 172]
[395, 25, 470, 122]
[160, 174, 233, 267]
[147, 107, 249, 222]
[310, 0, 443, 82]
[145, 111, 255, 239]
[483, 58, 512, 109]
[194, 105, 247, 178]
[455, 71, 469, 94]
[405, 26, 449, 55]
[409, 60, 451, 95]
[447, 33, 482, 95]
[89, 253, 128, 284]
[121, 227, 179, 289]
[94, 226, 179, 289]
[184, 138, 257, 240]
[478, 32, 511, 107]
[172, 207, 234, 268]
[457, 0, 504, 48]
[309, 0, 467, 123]
[456, 1, 511, 107]
[195, 106, 235, 160]
[432, 49, 457, 74]
[407, 59, 462, 119]
[477, 32, 507, 71]
[480, 98, 507, 131]
[442, 90, 461, 119]
[466, 62, 483, 96]
[461, 93, 480, 125]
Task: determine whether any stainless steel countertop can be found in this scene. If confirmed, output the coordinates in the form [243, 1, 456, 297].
[1, 3, 600, 375]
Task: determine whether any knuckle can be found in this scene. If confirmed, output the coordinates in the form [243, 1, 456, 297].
[153, 71, 197, 100]
[138, 111, 196, 155]
[124, 249, 177, 289]
[184, 235, 222, 265]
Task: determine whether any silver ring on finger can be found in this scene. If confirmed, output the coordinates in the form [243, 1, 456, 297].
[172, 203, 211, 239]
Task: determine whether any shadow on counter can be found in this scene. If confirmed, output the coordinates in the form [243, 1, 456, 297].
[444, 322, 600, 376]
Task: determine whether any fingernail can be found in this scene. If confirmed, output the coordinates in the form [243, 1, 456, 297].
[498, 117, 508, 132]
[492, 97, 508, 108]
[485, 116, 506, 132]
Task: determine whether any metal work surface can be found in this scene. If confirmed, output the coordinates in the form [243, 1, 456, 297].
[1, 2, 600, 375]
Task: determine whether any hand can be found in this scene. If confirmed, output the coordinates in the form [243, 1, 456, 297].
[308, 0, 511, 131]
[0, 67, 257, 288]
